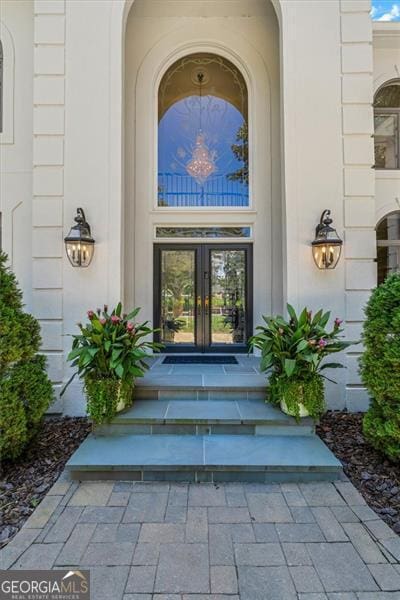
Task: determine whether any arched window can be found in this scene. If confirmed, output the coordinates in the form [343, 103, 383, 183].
[376, 212, 400, 284]
[158, 53, 248, 207]
[373, 80, 400, 169]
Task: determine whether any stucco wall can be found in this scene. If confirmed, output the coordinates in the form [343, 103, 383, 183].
[4, 0, 396, 415]
[31, 0, 66, 411]
[0, 1, 33, 307]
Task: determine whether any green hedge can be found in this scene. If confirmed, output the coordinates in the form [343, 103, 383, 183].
[14, 355, 54, 436]
[0, 375, 27, 460]
[360, 273, 400, 461]
[0, 357, 54, 460]
[0, 252, 53, 461]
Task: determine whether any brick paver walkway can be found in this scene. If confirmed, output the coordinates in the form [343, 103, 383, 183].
[1, 477, 399, 599]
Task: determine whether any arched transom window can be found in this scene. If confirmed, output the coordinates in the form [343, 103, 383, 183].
[158, 53, 249, 207]
[377, 212, 400, 284]
[373, 80, 400, 170]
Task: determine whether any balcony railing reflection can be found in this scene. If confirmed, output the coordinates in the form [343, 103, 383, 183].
[158, 172, 249, 207]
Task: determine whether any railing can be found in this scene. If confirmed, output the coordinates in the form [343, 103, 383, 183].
[158, 173, 249, 207]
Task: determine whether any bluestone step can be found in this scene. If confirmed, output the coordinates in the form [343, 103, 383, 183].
[135, 368, 267, 401]
[66, 433, 342, 483]
[94, 399, 315, 436]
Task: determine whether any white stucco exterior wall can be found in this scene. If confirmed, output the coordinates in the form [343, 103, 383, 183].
[1, 0, 399, 415]
[1, 1, 33, 306]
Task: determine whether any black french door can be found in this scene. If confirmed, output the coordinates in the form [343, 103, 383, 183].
[153, 244, 253, 353]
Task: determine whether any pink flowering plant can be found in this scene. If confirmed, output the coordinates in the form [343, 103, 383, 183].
[62, 303, 162, 424]
[249, 304, 352, 420]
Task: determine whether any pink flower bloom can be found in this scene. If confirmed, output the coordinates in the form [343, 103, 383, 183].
[126, 322, 135, 332]
[318, 338, 328, 348]
[334, 317, 343, 327]
[111, 315, 120, 324]
[87, 310, 95, 319]
[100, 318, 107, 325]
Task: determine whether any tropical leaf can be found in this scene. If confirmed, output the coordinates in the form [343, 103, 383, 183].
[284, 358, 296, 377]
[286, 304, 298, 324]
[126, 307, 141, 320]
[296, 339, 309, 352]
[115, 363, 124, 378]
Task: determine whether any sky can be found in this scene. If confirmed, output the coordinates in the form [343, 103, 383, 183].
[371, 1, 400, 20]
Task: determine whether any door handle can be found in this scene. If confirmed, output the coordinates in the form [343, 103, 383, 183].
[205, 295, 209, 314]
[197, 295, 202, 312]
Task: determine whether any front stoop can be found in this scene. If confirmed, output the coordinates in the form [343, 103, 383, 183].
[66, 432, 341, 483]
[66, 374, 342, 482]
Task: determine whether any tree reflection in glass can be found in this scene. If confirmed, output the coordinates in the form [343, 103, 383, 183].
[160, 250, 196, 344]
[210, 250, 246, 344]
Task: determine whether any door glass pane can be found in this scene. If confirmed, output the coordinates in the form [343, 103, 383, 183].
[374, 114, 398, 169]
[377, 245, 400, 284]
[160, 250, 196, 344]
[210, 249, 246, 344]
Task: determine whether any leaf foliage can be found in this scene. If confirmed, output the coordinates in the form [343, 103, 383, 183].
[62, 303, 164, 424]
[360, 273, 400, 461]
[249, 304, 352, 420]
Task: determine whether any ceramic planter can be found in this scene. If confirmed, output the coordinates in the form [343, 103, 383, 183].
[278, 375, 324, 419]
[280, 397, 310, 418]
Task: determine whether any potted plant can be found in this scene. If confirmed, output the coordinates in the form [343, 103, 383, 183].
[249, 304, 352, 420]
[162, 317, 185, 342]
[61, 303, 162, 425]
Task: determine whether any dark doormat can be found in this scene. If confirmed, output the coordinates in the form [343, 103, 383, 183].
[163, 355, 238, 365]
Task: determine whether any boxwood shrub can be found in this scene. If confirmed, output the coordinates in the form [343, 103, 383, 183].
[0, 252, 53, 460]
[360, 273, 400, 461]
[0, 375, 27, 460]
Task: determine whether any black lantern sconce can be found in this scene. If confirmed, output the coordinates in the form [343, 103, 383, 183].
[312, 210, 343, 270]
[64, 208, 95, 268]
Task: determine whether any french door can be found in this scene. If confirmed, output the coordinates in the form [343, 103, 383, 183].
[154, 244, 253, 353]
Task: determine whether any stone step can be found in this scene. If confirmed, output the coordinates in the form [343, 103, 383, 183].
[95, 399, 315, 436]
[135, 367, 267, 401]
[66, 433, 342, 483]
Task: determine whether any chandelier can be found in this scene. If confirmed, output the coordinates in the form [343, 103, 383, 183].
[186, 72, 216, 186]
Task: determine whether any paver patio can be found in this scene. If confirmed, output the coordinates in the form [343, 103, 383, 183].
[1, 476, 399, 599]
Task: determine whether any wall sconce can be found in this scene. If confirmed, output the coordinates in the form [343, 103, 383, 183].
[64, 208, 95, 267]
[312, 209, 343, 269]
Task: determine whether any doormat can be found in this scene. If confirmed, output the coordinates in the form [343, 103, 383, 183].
[163, 355, 238, 365]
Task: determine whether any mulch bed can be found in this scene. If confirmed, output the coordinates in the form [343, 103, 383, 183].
[0, 417, 90, 549]
[317, 411, 400, 534]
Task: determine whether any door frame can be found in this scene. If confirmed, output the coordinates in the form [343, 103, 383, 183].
[153, 243, 253, 353]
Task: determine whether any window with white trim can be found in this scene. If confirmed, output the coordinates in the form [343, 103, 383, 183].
[374, 81, 400, 170]
[376, 211, 400, 284]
